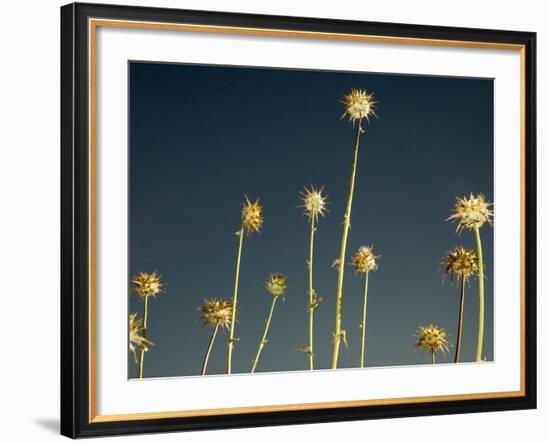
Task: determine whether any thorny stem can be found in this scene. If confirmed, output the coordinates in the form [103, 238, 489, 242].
[454, 275, 466, 363]
[474, 226, 485, 362]
[332, 121, 363, 369]
[307, 215, 316, 370]
[227, 228, 244, 374]
[359, 271, 370, 368]
[138, 295, 149, 379]
[251, 296, 279, 373]
[201, 324, 219, 376]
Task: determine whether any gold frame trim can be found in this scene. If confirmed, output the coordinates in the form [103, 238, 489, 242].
[88, 18, 527, 424]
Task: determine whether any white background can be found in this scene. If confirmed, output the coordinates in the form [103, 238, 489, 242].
[0, 0, 546, 440]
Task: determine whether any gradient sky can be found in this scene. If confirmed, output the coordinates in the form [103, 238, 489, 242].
[128, 61, 494, 378]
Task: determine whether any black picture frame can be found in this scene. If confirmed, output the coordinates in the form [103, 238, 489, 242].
[61, 2, 537, 438]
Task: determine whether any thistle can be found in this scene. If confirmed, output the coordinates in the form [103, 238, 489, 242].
[299, 186, 328, 370]
[332, 89, 377, 369]
[131, 271, 163, 378]
[227, 196, 263, 374]
[129, 313, 153, 364]
[199, 299, 233, 376]
[442, 247, 478, 363]
[448, 193, 493, 362]
[351, 246, 379, 368]
[251, 274, 287, 373]
[415, 324, 450, 364]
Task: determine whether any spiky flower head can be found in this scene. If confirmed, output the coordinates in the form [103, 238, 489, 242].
[265, 273, 287, 297]
[131, 271, 163, 298]
[448, 193, 493, 232]
[299, 186, 328, 222]
[241, 196, 263, 235]
[442, 246, 479, 281]
[129, 313, 153, 363]
[199, 299, 233, 330]
[351, 246, 380, 274]
[415, 324, 450, 355]
[341, 88, 377, 123]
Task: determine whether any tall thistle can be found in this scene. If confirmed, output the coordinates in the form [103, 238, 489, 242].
[332, 89, 377, 369]
[251, 274, 287, 373]
[351, 246, 379, 368]
[299, 186, 328, 370]
[131, 271, 163, 378]
[442, 247, 478, 362]
[227, 196, 263, 374]
[129, 313, 153, 364]
[199, 299, 233, 376]
[448, 193, 493, 362]
[415, 324, 450, 364]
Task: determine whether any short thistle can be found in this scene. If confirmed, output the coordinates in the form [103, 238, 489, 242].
[129, 313, 153, 363]
[341, 88, 377, 123]
[199, 299, 233, 375]
[415, 324, 450, 364]
[300, 186, 328, 222]
[241, 196, 263, 235]
[265, 273, 287, 297]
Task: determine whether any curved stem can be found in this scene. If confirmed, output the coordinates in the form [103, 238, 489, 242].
[474, 226, 485, 362]
[359, 271, 370, 368]
[332, 121, 363, 369]
[307, 216, 316, 370]
[454, 276, 466, 363]
[138, 295, 149, 379]
[201, 325, 219, 376]
[227, 228, 244, 374]
[251, 296, 278, 373]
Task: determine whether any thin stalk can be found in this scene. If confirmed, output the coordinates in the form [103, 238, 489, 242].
[432, 350, 436, 365]
[454, 276, 466, 363]
[201, 325, 219, 376]
[227, 228, 244, 374]
[307, 215, 316, 370]
[138, 295, 149, 379]
[251, 296, 278, 373]
[474, 226, 485, 362]
[359, 271, 370, 368]
[332, 121, 363, 369]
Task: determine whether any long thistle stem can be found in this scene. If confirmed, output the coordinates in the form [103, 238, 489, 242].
[251, 296, 278, 373]
[138, 295, 149, 379]
[332, 122, 362, 369]
[474, 226, 485, 362]
[359, 270, 370, 368]
[454, 276, 466, 363]
[227, 228, 244, 374]
[307, 215, 316, 370]
[201, 324, 219, 376]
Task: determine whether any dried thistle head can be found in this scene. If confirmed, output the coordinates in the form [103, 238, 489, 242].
[265, 273, 287, 297]
[442, 246, 479, 281]
[341, 88, 377, 123]
[299, 186, 328, 222]
[415, 324, 450, 355]
[129, 313, 153, 363]
[448, 193, 493, 232]
[241, 196, 263, 235]
[131, 271, 163, 299]
[199, 299, 233, 330]
[351, 246, 380, 274]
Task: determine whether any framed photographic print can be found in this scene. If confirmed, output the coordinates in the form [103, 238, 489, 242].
[60, 2, 537, 438]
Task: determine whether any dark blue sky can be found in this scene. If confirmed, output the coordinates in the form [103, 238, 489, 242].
[129, 61, 493, 378]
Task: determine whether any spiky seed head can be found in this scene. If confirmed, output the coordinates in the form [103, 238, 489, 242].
[199, 299, 233, 330]
[129, 313, 153, 363]
[265, 273, 287, 297]
[351, 246, 380, 274]
[131, 271, 163, 298]
[447, 193, 493, 232]
[341, 88, 377, 123]
[442, 246, 479, 281]
[415, 324, 450, 355]
[241, 196, 263, 234]
[299, 186, 328, 222]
